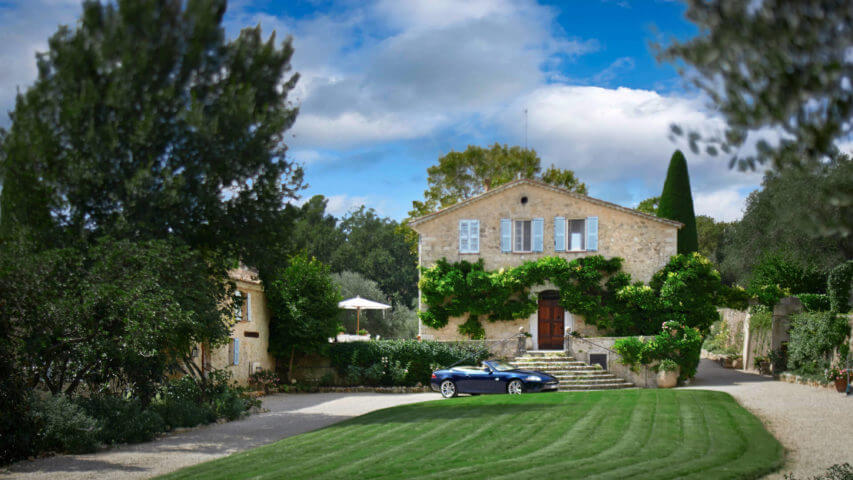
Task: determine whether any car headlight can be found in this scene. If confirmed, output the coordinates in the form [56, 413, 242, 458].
[524, 375, 542, 382]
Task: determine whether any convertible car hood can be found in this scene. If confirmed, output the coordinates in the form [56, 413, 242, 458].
[507, 369, 555, 379]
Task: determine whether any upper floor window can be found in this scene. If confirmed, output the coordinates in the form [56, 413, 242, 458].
[234, 290, 252, 322]
[514, 220, 532, 252]
[458, 219, 479, 253]
[554, 216, 598, 252]
[569, 219, 585, 251]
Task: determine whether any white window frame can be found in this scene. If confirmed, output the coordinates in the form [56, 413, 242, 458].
[245, 291, 252, 322]
[458, 219, 479, 254]
[513, 219, 533, 253]
[568, 218, 587, 252]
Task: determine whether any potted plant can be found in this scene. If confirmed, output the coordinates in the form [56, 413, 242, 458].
[753, 355, 771, 375]
[721, 353, 742, 369]
[826, 365, 849, 393]
[656, 359, 679, 388]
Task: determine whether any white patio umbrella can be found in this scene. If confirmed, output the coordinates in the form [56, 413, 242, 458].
[338, 295, 391, 333]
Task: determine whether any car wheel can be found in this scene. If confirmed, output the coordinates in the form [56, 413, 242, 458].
[440, 380, 457, 398]
[507, 379, 524, 395]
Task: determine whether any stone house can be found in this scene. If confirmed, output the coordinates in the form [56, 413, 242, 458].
[408, 178, 682, 350]
[193, 268, 276, 384]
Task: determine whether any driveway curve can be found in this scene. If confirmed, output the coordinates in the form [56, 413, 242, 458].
[683, 359, 853, 478]
[0, 392, 439, 480]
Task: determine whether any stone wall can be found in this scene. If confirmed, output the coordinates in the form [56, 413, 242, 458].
[413, 181, 679, 343]
[566, 336, 658, 388]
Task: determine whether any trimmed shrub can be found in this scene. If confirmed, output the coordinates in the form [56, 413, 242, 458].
[328, 340, 489, 386]
[613, 321, 703, 380]
[787, 312, 851, 375]
[828, 260, 853, 313]
[657, 150, 698, 254]
[151, 397, 214, 430]
[78, 396, 164, 445]
[29, 394, 99, 454]
[795, 293, 832, 312]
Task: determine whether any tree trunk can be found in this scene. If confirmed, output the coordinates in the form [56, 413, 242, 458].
[288, 346, 295, 382]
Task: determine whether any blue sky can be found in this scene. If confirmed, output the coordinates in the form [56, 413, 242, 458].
[0, 0, 764, 221]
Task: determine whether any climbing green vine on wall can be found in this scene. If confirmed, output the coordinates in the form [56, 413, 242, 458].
[419, 253, 749, 339]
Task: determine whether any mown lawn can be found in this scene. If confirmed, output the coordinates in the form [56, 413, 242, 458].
[159, 390, 783, 480]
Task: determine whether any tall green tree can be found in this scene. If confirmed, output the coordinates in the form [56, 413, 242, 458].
[0, 236, 231, 401]
[658, 150, 699, 254]
[331, 271, 417, 338]
[409, 143, 587, 217]
[0, 0, 303, 262]
[720, 158, 851, 285]
[266, 254, 341, 380]
[658, 0, 853, 238]
[332, 206, 418, 307]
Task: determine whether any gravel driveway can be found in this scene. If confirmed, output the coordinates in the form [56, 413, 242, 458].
[683, 359, 853, 478]
[0, 392, 439, 480]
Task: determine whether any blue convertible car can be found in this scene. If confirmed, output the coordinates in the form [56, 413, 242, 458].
[431, 360, 558, 398]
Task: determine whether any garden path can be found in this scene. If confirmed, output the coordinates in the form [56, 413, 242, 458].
[0, 392, 439, 480]
[684, 359, 853, 478]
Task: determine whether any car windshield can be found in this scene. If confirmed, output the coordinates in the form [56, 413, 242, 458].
[486, 362, 516, 372]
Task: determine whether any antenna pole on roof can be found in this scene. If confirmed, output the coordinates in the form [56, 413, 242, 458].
[523, 107, 528, 149]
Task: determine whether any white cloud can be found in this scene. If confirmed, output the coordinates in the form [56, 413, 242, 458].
[694, 189, 747, 222]
[325, 194, 369, 217]
[491, 85, 764, 218]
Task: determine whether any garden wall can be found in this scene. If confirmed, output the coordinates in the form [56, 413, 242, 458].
[566, 336, 658, 388]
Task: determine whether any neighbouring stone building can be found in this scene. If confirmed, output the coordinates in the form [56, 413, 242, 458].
[408, 178, 682, 350]
[193, 268, 276, 384]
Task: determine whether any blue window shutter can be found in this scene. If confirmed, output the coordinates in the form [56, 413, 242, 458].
[532, 218, 544, 252]
[233, 338, 239, 365]
[500, 219, 511, 252]
[587, 216, 599, 251]
[459, 220, 468, 253]
[470, 220, 479, 253]
[554, 217, 566, 252]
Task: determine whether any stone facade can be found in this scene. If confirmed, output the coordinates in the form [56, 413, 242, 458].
[194, 269, 276, 385]
[410, 179, 681, 348]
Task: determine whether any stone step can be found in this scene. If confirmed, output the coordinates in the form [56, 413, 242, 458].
[513, 362, 591, 369]
[551, 374, 620, 380]
[560, 378, 628, 385]
[522, 351, 571, 356]
[558, 383, 635, 391]
[514, 367, 604, 373]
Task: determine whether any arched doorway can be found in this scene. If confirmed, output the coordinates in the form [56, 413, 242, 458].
[537, 290, 564, 350]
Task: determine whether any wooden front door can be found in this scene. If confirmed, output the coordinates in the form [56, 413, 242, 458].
[538, 297, 565, 350]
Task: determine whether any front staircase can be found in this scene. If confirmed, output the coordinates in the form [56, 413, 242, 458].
[512, 351, 634, 391]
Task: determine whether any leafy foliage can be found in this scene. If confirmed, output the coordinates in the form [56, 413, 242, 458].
[827, 260, 853, 313]
[657, 150, 698, 254]
[0, 236, 231, 400]
[636, 196, 660, 215]
[0, 0, 303, 259]
[658, 1, 853, 242]
[328, 340, 490, 386]
[267, 255, 341, 360]
[420, 253, 746, 338]
[787, 312, 851, 375]
[409, 143, 587, 217]
[748, 253, 827, 295]
[78, 396, 165, 445]
[613, 321, 704, 380]
[796, 294, 832, 313]
[28, 394, 100, 454]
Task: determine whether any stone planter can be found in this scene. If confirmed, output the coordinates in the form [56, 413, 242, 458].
[657, 369, 679, 388]
[834, 377, 848, 393]
[757, 361, 771, 375]
[731, 358, 743, 369]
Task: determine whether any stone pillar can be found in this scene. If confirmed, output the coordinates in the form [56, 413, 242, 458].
[771, 296, 804, 352]
[741, 311, 752, 371]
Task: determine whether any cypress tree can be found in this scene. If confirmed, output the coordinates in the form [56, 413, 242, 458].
[658, 150, 699, 254]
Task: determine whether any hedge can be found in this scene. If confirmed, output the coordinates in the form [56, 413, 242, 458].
[328, 340, 491, 386]
[828, 260, 853, 313]
[795, 293, 831, 312]
[786, 311, 851, 375]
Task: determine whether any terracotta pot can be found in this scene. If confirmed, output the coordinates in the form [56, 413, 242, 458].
[835, 377, 848, 393]
[657, 369, 678, 388]
[731, 358, 743, 369]
[721, 358, 733, 368]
